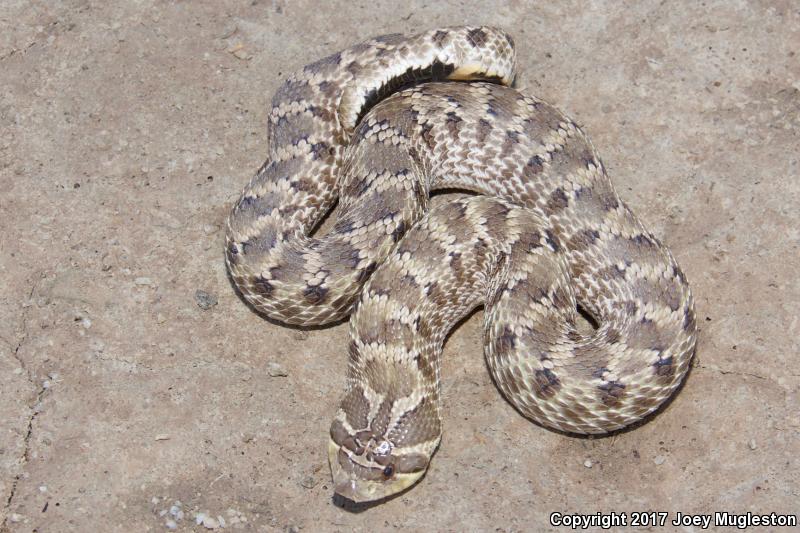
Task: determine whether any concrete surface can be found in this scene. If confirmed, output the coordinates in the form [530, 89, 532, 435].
[1, 1, 798, 531]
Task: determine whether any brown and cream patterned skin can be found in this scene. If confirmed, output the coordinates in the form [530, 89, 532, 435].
[225, 26, 516, 325]
[224, 27, 697, 503]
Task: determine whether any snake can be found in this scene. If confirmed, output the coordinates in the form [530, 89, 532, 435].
[224, 26, 697, 503]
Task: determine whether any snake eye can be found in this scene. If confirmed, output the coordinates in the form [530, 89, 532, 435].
[382, 465, 394, 478]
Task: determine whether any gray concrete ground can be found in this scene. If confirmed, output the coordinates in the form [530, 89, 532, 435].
[1, 1, 798, 531]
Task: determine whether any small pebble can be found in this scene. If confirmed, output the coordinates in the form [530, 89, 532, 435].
[300, 475, 317, 489]
[654, 455, 666, 465]
[195, 290, 218, 310]
[9, 513, 22, 523]
[165, 519, 177, 530]
[155, 434, 171, 441]
[583, 459, 593, 468]
[39, 485, 47, 493]
[233, 48, 252, 60]
[267, 362, 288, 377]
[202, 515, 219, 529]
[748, 439, 757, 450]
[135, 277, 153, 286]
[226, 508, 246, 525]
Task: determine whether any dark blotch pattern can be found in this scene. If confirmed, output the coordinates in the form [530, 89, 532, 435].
[546, 187, 570, 212]
[253, 276, 274, 297]
[631, 233, 657, 248]
[432, 30, 448, 46]
[387, 397, 441, 447]
[494, 325, 517, 357]
[303, 51, 342, 74]
[544, 229, 561, 252]
[466, 27, 488, 47]
[598, 381, 626, 406]
[372, 33, 405, 45]
[309, 141, 332, 161]
[533, 368, 561, 398]
[476, 118, 493, 144]
[226, 242, 240, 264]
[605, 328, 621, 344]
[571, 228, 601, 249]
[526, 154, 545, 175]
[341, 385, 369, 430]
[391, 220, 407, 242]
[303, 285, 329, 305]
[356, 262, 378, 285]
[654, 356, 674, 377]
[341, 246, 361, 269]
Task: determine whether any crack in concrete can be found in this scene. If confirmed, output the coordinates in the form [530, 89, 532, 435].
[696, 363, 767, 380]
[2, 283, 46, 531]
[8, 285, 35, 373]
[0, 41, 37, 62]
[694, 363, 791, 392]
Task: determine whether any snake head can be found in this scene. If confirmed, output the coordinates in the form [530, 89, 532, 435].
[328, 425, 431, 503]
[328, 388, 441, 502]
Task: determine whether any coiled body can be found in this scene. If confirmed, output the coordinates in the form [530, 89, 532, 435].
[225, 27, 516, 324]
[224, 27, 697, 503]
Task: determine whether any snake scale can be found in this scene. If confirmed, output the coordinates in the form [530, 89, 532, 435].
[225, 26, 697, 502]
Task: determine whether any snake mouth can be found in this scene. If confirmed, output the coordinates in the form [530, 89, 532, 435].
[327, 439, 426, 503]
